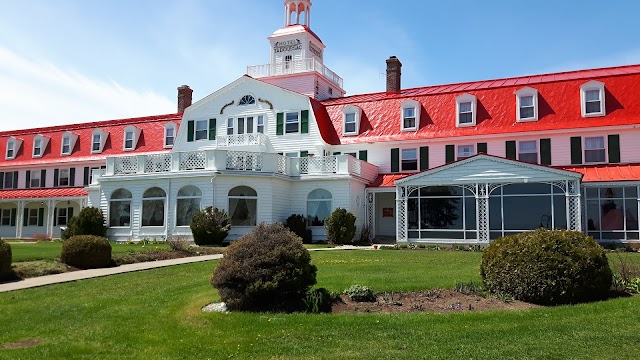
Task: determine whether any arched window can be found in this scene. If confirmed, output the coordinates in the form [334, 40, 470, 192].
[239, 95, 256, 105]
[176, 185, 202, 226]
[228, 186, 257, 226]
[109, 188, 132, 227]
[142, 187, 166, 227]
[307, 189, 332, 226]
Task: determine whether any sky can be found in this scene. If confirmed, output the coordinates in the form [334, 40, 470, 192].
[1, 0, 639, 131]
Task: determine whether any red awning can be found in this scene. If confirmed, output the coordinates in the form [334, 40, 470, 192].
[558, 163, 640, 183]
[0, 187, 88, 199]
[368, 173, 411, 187]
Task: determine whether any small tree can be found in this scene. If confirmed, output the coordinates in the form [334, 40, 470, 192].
[211, 222, 317, 312]
[190, 207, 231, 245]
[325, 208, 356, 245]
[285, 214, 312, 244]
[62, 207, 107, 239]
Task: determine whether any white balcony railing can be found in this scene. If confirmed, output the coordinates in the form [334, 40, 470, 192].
[104, 152, 378, 182]
[216, 133, 268, 149]
[247, 58, 343, 89]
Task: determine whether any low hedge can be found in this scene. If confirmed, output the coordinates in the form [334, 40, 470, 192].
[60, 235, 112, 269]
[481, 229, 612, 305]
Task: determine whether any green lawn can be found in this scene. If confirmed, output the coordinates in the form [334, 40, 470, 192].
[10, 242, 171, 262]
[1, 251, 639, 359]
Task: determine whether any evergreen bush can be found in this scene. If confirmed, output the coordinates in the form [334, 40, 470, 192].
[325, 208, 356, 245]
[285, 214, 312, 244]
[60, 235, 112, 269]
[190, 207, 231, 246]
[344, 284, 376, 302]
[481, 229, 612, 305]
[211, 222, 317, 312]
[0, 239, 12, 280]
[62, 207, 107, 238]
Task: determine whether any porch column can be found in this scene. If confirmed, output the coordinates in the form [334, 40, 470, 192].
[366, 191, 375, 240]
[567, 180, 582, 231]
[396, 186, 408, 242]
[16, 200, 24, 239]
[476, 183, 490, 243]
[46, 200, 55, 238]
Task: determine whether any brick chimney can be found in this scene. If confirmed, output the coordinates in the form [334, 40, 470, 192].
[386, 56, 402, 94]
[177, 85, 193, 113]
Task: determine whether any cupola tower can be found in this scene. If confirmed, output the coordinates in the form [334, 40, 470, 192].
[246, 0, 345, 100]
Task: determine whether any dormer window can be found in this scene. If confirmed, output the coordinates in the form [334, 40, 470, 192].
[91, 129, 108, 153]
[61, 131, 78, 155]
[31, 135, 49, 158]
[343, 105, 362, 136]
[239, 95, 256, 105]
[122, 126, 141, 151]
[456, 94, 477, 127]
[5, 137, 22, 160]
[400, 100, 420, 131]
[580, 81, 606, 117]
[6, 140, 15, 159]
[164, 122, 176, 148]
[515, 87, 538, 122]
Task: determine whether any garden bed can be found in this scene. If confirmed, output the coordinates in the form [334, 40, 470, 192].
[332, 289, 538, 314]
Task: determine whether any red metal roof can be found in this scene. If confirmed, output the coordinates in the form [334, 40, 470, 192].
[0, 187, 88, 199]
[320, 64, 640, 144]
[558, 163, 640, 183]
[0, 113, 182, 168]
[369, 173, 411, 187]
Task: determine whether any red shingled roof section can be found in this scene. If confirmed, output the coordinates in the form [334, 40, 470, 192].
[309, 98, 340, 145]
[558, 163, 640, 182]
[0, 113, 182, 167]
[320, 64, 640, 144]
[0, 187, 88, 199]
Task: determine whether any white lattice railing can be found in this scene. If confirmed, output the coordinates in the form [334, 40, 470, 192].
[179, 151, 206, 170]
[226, 151, 263, 171]
[351, 158, 362, 176]
[247, 58, 343, 88]
[114, 156, 137, 175]
[277, 155, 287, 174]
[217, 133, 267, 148]
[300, 156, 338, 174]
[144, 153, 172, 173]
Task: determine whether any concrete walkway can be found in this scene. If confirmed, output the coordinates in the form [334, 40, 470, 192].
[0, 245, 379, 293]
[0, 254, 223, 293]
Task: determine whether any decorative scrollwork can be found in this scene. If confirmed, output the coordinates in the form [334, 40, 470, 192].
[220, 100, 235, 115]
[258, 98, 273, 110]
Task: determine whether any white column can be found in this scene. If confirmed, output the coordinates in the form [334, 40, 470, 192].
[476, 183, 490, 243]
[16, 200, 24, 238]
[295, 1, 300, 24]
[47, 200, 56, 238]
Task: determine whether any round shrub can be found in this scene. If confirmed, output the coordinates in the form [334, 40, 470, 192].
[325, 208, 356, 245]
[211, 222, 317, 312]
[0, 239, 12, 280]
[190, 207, 231, 246]
[62, 207, 107, 238]
[481, 229, 612, 305]
[61, 235, 112, 269]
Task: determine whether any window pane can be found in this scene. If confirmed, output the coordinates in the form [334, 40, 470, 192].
[142, 199, 165, 226]
[585, 101, 601, 113]
[229, 198, 257, 226]
[403, 117, 415, 128]
[520, 96, 533, 107]
[345, 122, 356, 133]
[345, 113, 356, 123]
[601, 199, 624, 230]
[625, 200, 639, 230]
[520, 106, 534, 119]
[176, 198, 200, 226]
[307, 199, 331, 226]
[459, 112, 473, 124]
[402, 148, 417, 159]
[585, 149, 605, 163]
[459, 102, 471, 112]
[503, 196, 552, 230]
[585, 90, 600, 101]
[404, 107, 415, 118]
[458, 145, 474, 157]
[519, 141, 537, 152]
[519, 153, 538, 163]
[110, 201, 131, 226]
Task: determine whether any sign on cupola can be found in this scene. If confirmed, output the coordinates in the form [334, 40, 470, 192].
[309, 41, 323, 59]
[274, 39, 302, 53]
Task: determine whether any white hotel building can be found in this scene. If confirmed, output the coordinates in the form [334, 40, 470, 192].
[1, 0, 640, 244]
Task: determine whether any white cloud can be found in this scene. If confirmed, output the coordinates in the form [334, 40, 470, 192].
[0, 46, 175, 131]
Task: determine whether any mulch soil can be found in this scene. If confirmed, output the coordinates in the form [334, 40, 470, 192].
[331, 289, 539, 314]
